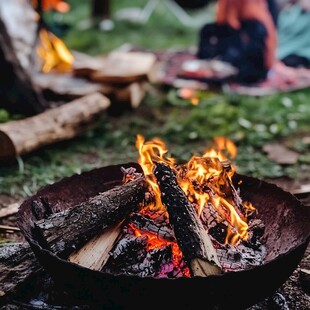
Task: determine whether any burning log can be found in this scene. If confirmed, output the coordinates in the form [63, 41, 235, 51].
[129, 212, 175, 242]
[153, 162, 222, 276]
[0, 92, 110, 160]
[33, 176, 150, 257]
[102, 228, 177, 278]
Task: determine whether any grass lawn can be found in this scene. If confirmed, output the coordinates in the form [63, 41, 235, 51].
[1, 0, 310, 198]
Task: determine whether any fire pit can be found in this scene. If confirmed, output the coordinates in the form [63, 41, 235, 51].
[17, 137, 310, 310]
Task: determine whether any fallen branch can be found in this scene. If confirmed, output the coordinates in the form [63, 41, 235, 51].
[153, 162, 222, 276]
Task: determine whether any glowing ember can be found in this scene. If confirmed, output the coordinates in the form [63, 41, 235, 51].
[36, 28, 74, 73]
[136, 134, 255, 246]
[129, 224, 191, 277]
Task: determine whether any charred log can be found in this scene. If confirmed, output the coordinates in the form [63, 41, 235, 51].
[104, 233, 149, 271]
[153, 162, 222, 276]
[102, 231, 175, 278]
[33, 176, 150, 257]
[129, 212, 175, 242]
[0, 243, 41, 298]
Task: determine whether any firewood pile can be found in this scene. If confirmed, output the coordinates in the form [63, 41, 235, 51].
[0, 0, 157, 160]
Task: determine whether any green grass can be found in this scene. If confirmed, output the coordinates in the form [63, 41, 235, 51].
[51, 0, 215, 54]
[1, 0, 310, 197]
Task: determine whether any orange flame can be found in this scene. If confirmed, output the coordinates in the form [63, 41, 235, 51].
[36, 28, 74, 73]
[136, 134, 175, 210]
[32, 0, 70, 13]
[136, 135, 254, 245]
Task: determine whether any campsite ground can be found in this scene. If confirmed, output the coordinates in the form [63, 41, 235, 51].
[1, 1, 310, 308]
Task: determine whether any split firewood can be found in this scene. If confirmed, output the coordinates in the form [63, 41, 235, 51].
[153, 162, 222, 276]
[0, 224, 20, 232]
[114, 82, 146, 109]
[33, 176, 151, 257]
[32, 72, 114, 101]
[0, 202, 20, 218]
[0, 92, 110, 160]
[68, 222, 124, 270]
[89, 51, 157, 84]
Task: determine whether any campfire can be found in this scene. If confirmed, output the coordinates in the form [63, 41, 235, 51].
[97, 135, 265, 278]
[15, 136, 310, 309]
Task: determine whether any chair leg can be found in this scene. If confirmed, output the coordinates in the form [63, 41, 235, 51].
[139, 0, 159, 23]
[164, 0, 195, 26]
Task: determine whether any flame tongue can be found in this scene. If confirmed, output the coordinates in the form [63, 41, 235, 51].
[36, 28, 74, 73]
[136, 134, 254, 245]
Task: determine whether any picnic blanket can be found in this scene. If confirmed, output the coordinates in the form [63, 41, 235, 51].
[154, 49, 310, 96]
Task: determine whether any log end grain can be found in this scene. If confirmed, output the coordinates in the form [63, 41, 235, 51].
[0, 129, 16, 160]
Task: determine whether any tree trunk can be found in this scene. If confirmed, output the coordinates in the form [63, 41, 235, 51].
[0, 16, 47, 116]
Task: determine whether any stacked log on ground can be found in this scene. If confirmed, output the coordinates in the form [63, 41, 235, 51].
[0, 92, 110, 160]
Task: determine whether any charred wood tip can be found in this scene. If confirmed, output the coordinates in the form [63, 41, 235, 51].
[31, 197, 54, 221]
[153, 161, 222, 275]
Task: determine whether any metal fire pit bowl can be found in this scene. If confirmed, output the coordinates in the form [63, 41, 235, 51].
[18, 162, 310, 310]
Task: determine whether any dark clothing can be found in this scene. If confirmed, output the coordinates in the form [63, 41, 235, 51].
[197, 20, 268, 83]
[282, 54, 310, 68]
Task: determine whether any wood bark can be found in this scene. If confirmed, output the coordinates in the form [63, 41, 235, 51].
[0, 177, 149, 295]
[0, 92, 110, 160]
[129, 212, 175, 242]
[33, 176, 150, 257]
[153, 162, 222, 276]
[0, 16, 48, 116]
[0, 243, 41, 297]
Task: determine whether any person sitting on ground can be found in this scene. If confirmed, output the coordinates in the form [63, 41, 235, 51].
[197, 0, 278, 84]
[276, 0, 310, 68]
